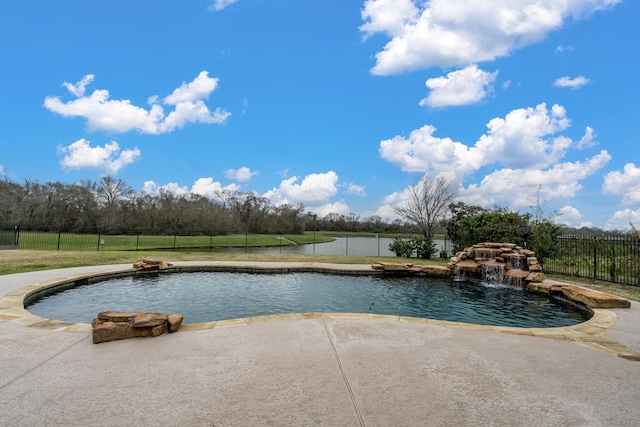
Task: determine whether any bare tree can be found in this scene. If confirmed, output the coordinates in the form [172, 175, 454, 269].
[393, 176, 455, 239]
[97, 176, 132, 229]
[229, 192, 269, 233]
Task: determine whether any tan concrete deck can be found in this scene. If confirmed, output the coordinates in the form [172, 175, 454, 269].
[2, 262, 640, 426]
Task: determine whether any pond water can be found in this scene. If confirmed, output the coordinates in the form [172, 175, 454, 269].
[215, 237, 451, 257]
[26, 271, 591, 328]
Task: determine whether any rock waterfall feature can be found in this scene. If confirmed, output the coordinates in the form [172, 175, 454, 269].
[448, 242, 545, 286]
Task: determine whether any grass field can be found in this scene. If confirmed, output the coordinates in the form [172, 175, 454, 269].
[14, 231, 342, 251]
[12, 230, 436, 251]
[0, 250, 445, 276]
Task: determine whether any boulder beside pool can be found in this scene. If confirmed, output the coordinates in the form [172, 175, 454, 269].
[133, 259, 172, 271]
[91, 311, 183, 344]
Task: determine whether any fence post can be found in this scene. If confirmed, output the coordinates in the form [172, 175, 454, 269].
[97, 233, 101, 251]
[57, 228, 61, 251]
[136, 233, 140, 251]
[593, 236, 597, 280]
[345, 232, 349, 255]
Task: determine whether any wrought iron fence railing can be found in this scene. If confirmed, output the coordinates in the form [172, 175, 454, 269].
[0, 225, 19, 249]
[4, 226, 639, 286]
[4, 225, 454, 258]
[544, 235, 640, 286]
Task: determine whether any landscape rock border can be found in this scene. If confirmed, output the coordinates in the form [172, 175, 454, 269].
[91, 311, 184, 344]
[133, 259, 172, 271]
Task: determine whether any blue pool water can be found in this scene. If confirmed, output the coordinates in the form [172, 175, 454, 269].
[26, 271, 592, 327]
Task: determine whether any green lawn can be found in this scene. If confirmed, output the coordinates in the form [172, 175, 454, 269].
[16, 231, 337, 251]
[0, 250, 433, 276]
[15, 230, 447, 251]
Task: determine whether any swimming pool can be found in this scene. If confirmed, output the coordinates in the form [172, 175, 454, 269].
[25, 271, 592, 328]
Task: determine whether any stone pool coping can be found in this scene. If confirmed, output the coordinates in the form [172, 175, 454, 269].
[1, 260, 638, 360]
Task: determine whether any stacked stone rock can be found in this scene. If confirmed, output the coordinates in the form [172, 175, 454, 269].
[133, 259, 172, 271]
[92, 311, 184, 344]
[448, 242, 546, 286]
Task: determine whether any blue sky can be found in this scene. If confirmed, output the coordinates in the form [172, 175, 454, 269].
[1, 0, 638, 230]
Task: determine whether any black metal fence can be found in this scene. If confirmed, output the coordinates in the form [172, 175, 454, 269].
[3, 225, 639, 286]
[0, 225, 18, 249]
[544, 235, 640, 286]
[4, 225, 446, 257]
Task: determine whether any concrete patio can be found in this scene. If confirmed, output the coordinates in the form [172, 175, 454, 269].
[2, 263, 640, 426]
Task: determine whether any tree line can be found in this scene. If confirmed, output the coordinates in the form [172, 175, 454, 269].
[2, 174, 627, 262]
[0, 176, 410, 235]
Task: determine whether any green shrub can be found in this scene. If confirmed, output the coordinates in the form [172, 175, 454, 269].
[411, 236, 437, 259]
[388, 238, 414, 257]
[388, 236, 437, 259]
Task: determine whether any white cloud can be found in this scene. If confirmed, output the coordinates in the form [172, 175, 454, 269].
[381, 189, 406, 206]
[260, 170, 350, 217]
[419, 65, 498, 108]
[224, 167, 258, 182]
[191, 177, 240, 198]
[476, 103, 572, 169]
[604, 209, 640, 231]
[141, 180, 159, 194]
[141, 178, 239, 199]
[602, 163, 640, 205]
[164, 71, 219, 104]
[372, 203, 398, 222]
[380, 103, 583, 179]
[62, 74, 94, 97]
[554, 75, 590, 89]
[361, 0, 620, 75]
[380, 102, 612, 216]
[458, 150, 611, 208]
[159, 102, 230, 133]
[554, 205, 592, 228]
[44, 71, 230, 134]
[379, 124, 481, 179]
[57, 138, 141, 174]
[209, 0, 239, 11]
[346, 183, 366, 196]
[308, 201, 350, 218]
[378, 180, 430, 213]
[555, 44, 575, 54]
[45, 89, 165, 134]
[263, 171, 340, 206]
[142, 181, 189, 197]
[360, 0, 419, 37]
[577, 126, 597, 148]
